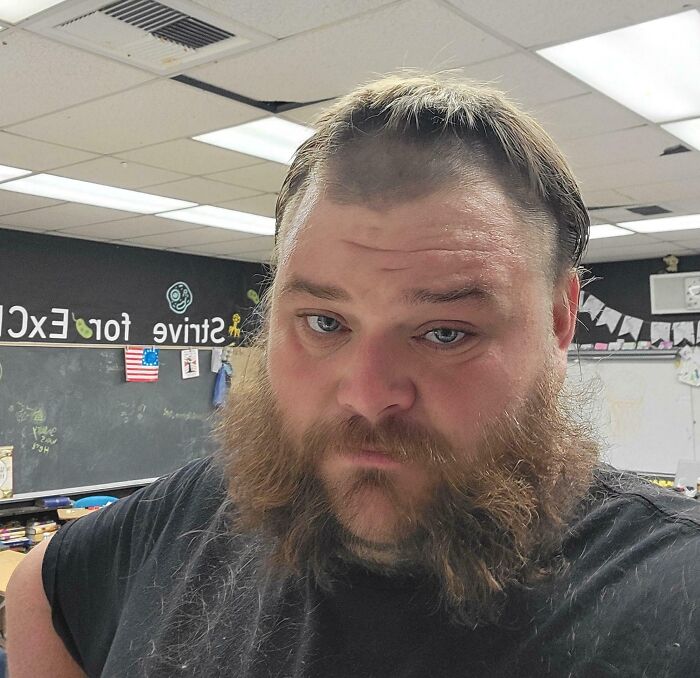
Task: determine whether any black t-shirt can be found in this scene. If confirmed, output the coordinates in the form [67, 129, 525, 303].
[43, 458, 700, 677]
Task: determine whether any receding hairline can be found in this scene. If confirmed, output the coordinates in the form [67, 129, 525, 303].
[273, 147, 559, 280]
[273, 72, 589, 276]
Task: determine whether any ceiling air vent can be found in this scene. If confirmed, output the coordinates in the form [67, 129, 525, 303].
[26, 0, 270, 75]
[101, 0, 234, 50]
[626, 205, 671, 217]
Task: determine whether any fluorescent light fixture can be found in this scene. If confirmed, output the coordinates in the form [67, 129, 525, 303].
[156, 205, 275, 235]
[193, 117, 315, 164]
[662, 117, 700, 151]
[0, 164, 31, 182]
[0, 174, 195, 213]
[0, 0, 67, 23]
[622, 214, 700, 233]
[538, 10, 700, 123]
[588, 224, 635, 239]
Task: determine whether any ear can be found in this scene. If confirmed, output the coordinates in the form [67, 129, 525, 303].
[553, 271, 580, 351]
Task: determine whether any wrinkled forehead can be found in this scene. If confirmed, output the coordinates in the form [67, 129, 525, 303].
[274, 176, 555, 285]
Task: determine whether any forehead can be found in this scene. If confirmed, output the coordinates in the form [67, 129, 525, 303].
[276, 184, 547, 294]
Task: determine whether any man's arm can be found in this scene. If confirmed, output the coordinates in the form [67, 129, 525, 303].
[5, 538, 86, 678]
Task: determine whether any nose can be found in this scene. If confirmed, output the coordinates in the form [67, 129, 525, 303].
[335, 337, 417, 423]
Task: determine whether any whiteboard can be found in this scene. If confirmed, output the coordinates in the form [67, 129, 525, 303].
[566, 356, 697, 475]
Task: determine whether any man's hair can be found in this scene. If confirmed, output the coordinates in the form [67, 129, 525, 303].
[274, 72, 589, 277]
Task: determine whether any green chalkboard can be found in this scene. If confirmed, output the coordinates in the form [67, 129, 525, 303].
[0, 346, 218, 497]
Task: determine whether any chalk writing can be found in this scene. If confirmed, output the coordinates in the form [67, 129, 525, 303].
[118, 402, 147, 424]
[163, 408, 208, 422]
[31, 424, 58, 455]
[9, 402, 46, 424]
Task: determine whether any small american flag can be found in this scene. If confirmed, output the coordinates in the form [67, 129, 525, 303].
[124, 346, 160, 382]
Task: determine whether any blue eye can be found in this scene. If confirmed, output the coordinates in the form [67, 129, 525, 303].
[307, 315, 342, 333]
[423, 328, 466, 345]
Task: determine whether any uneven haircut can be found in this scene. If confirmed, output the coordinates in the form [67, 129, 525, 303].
[275, 72, 589, 277]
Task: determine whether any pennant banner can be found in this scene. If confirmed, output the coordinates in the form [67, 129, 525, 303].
[595, 307, 622, 333]
[650, 322, 672, 344]
[673, 321, 695, 346]
[618, 315, 643, 340]
[579, 294, 605, 319]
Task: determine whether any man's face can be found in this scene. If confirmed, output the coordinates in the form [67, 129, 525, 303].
[266, 182, 579, 548]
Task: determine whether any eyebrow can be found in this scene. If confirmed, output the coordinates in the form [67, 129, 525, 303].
[403, 284, 494, 305]
[279, 277, 351, 301]
[280, 276, 495, 306]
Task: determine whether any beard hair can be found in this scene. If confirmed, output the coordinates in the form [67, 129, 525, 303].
[215, 347, 599, 628]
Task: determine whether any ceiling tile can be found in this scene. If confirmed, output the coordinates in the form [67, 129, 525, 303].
[280, 101, 336, 127]
[217, 192, 277, 216]
[459, 52, 587, 108]
[179, 235, 276, 256]
[0, 203, 132, 231]
[620, 179, 700, 203]
[57, 215, 203, 240]
[55, 157, 189, 189]
[636, 229, 700, 243]
[0, 132, 96, 171]
[668, 239, 700, 249]
[533, 93, 644, 143]
[583, 241, 694, 264]
[141, 177, 260, 204]
[192, 0, 396, 38]
[576, 152, 700, 193]
[122, 227, 253, 248]
[0, 30, 153, 126]
[7, 79, 264, 154]
[116, 139, 263, 175]
[447, 0, 691, 48]
[0, 191, 62, 215]
[562, 126, 681, 170]
[0, 223, 45, 235]
[207, 162, 288, 193]
[582, 189, 637, 210]
[187, 0, 513, 101]
[584, 233, 656, 250]
[661, 198, 700, 214]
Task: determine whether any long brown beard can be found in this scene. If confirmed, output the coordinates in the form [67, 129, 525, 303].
[216, 349, 598, 627]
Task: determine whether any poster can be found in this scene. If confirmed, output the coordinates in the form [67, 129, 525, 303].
[0, 446, 13, 499]
[181, 348, 200, 379]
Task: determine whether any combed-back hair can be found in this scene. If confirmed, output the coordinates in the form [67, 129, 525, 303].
[274, 72, 589, 277]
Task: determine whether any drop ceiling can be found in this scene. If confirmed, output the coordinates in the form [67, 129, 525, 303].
[0, 0, 698, 265]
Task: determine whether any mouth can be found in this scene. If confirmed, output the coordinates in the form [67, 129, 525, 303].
[342, 448, 403, 468]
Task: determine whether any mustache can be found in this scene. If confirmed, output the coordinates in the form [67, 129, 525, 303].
[300, 414, 458, 467]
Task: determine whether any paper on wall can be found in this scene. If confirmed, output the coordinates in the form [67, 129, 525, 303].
[618, 315, 643, 340]
[677, 346, 700, 387]
[595, 307, 622, 332]
[579, 294, 604, 319]
[0, 446, 13, 499]
[181, 348, 200, 379]
[650, 321, 671, 344]
[211, 347, 223, 373]
[673, 321, 695, 346]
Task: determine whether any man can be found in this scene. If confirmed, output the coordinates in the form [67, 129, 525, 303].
[7, 74, 700, 677]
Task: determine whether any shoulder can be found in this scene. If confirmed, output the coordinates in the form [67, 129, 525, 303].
[44, 455, 229, 590]
[562, 466, 700, 624]
[571, 465, 700, 548]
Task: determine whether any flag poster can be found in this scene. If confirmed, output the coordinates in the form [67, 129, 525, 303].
[124, 346, 160, 382]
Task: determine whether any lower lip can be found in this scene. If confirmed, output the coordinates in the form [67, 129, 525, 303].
[345, 450, 403, 468]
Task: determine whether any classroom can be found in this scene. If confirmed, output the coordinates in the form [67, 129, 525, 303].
[1, 2, 699, 676]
